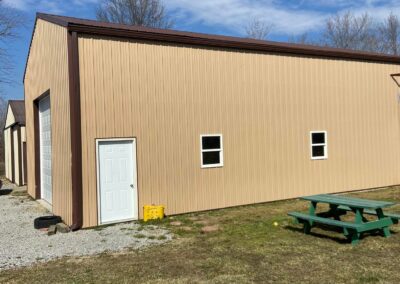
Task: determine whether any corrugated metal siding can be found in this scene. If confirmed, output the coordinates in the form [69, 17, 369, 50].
[24, 20, 73, 225]
[4, 129, 11, 180]
[78, 35, 400, 227]
[20, 127, 26, 185]
[13, 129, 19, 185]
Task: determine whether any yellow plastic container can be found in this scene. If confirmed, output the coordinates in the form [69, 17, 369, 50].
[143, 205, 165, 222]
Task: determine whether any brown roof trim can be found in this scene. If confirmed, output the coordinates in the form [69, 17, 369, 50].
[391, 73, 400, 87]
[23, 12, 400, 83]
[3, 122, 25, 130]
[35, 12, 400, 65]
[9, 100, 25, 124]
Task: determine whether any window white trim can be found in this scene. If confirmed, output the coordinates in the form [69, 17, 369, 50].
[200, 134, 223, 168]
[310, 131, 328, 160]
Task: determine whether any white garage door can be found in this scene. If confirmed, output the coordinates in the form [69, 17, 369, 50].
[39, 96, 52, 204]
[97, 139, 138, 224]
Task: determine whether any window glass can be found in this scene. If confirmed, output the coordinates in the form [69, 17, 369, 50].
[201, 135, 223, 167]
[312, 146, 325, 157]
[202, 136, 221, 150]
[312, 132, 325, 144]
[310, 131, 327, 159]
[202, 151, 220, 165]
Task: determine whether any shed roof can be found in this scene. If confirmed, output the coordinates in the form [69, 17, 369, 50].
[34, 13, 400, 65]
[9, 100, 25, 125]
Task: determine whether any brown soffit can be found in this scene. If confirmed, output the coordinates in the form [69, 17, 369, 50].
[24, 12, 400, 83]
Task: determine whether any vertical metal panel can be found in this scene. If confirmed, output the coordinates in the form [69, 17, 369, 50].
[4, 129, 11, 180]
[13, 129, 19, 185]
[24, 20, 73, 225]
[20, 127, 26, 185]
[4, 106, 15, 181]
[79, 35, 400, 228]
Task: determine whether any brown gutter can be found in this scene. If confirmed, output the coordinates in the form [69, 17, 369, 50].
[68, 23, 400, 64]
[24, 12, 400, 84]
[67, 31, 83, 231]
[39, 13, 400, 64]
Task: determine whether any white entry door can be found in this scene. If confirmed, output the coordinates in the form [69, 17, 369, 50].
[39, 96, 52, 204]
[97, 139, 138, 224]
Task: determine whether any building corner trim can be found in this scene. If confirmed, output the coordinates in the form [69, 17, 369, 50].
[67, 31, 83, 230]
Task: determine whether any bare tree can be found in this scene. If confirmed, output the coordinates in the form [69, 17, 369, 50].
[378, 13, 400, 55]
[245, 19, 272, 40]
[96, 0, 173, 29]
[288, 33, 313, 45]
[0, 0, 22, 89]
[321, 12, 378, 52]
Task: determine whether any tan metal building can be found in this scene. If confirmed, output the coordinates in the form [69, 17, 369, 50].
[24, 13, 400, 229]
[3, 100, 27, 186]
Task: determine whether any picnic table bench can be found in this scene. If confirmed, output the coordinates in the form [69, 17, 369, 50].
[288, 194, 400, 245]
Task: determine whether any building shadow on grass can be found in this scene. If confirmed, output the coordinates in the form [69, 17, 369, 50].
[285, 224, 397, 244]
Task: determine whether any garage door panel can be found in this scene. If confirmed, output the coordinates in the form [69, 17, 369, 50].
[39, 96, 52, 205]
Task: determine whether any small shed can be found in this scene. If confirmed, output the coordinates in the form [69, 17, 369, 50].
[3, 100, 27, 186]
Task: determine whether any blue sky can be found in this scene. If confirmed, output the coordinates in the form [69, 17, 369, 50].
[2, 0, 400, 100]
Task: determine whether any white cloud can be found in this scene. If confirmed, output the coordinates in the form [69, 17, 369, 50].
[2, 0, 29, 10]
[1, 0, 99, 14]
[2, 0, 400, 37]
[167, 0, 327, 35]
[166, 0, 400, 36]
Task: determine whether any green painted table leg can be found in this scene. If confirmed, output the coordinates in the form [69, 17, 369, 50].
[354, 208, 364, 224]
[304, 222, 311, 234]
[308, 201, 317, 227]
[326, 204, 341, 220]
[376, 208, 391, 238]
[350, 233, 360, 246]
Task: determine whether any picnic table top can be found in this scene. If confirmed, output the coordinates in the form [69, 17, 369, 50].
[301, 194, 395, 210]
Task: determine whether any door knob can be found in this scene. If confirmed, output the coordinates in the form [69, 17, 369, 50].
[130, 184, 134, 188]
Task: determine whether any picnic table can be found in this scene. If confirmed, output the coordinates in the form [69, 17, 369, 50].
[288, 194, 400, 245]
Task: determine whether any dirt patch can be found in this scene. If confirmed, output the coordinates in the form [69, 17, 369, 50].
[201, 225, 220, 233]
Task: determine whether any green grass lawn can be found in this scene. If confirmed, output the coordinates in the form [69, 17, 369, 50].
[2, 187, 400, 283]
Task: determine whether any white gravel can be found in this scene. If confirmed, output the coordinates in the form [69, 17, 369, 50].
[0, 186, 172, 271]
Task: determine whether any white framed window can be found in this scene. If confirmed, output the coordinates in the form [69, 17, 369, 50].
[200, 134, 223, 168]
[310, 131, 328, 160]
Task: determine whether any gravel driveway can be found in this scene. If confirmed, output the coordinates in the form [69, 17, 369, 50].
[0, 185, 172, 271]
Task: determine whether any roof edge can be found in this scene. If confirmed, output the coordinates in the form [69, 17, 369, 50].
[35, 13, 400, 65]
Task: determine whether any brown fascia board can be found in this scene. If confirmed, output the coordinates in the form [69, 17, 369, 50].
[36, 13, 400, 65]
